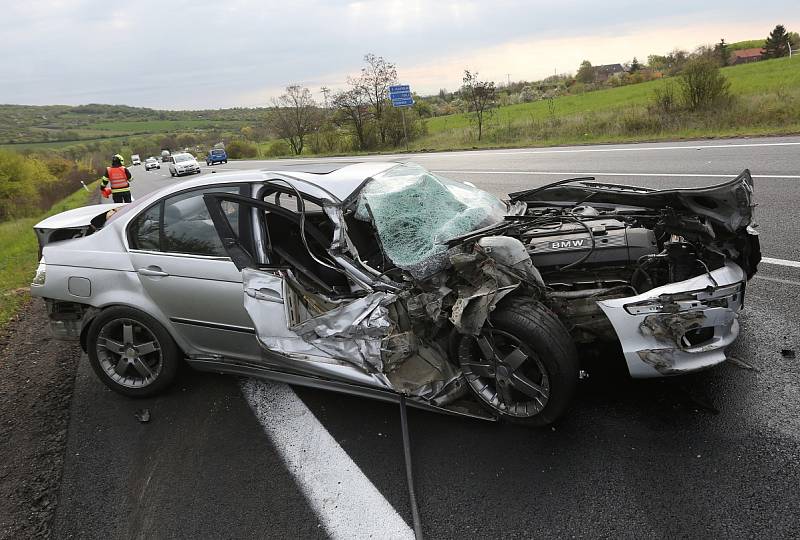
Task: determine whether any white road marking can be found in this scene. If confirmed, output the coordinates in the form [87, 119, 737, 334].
[237, 140, 800, 165]
[241, 380, 414, 540]
[433, 170, 800, 179]
[426, 140, 800, 157]
[761, 257, 800, 269]
[755, 275, 800, 287]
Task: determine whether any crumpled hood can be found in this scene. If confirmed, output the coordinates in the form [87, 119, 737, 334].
[510, 169, 755, 234]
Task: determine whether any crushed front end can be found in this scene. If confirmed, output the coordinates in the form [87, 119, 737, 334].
[509, 169, 760, 377]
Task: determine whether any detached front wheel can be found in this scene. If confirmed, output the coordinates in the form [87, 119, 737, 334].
[458, 298, 578, 426]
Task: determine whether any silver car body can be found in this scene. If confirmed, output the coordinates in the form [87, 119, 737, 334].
[30, 162, 757, 416]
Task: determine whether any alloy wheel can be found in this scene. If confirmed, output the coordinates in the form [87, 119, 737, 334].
[462, 328, 550, 417]
[95, 318, 164, 389]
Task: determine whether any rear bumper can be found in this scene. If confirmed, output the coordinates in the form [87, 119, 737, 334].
[598, 263, 745, 378]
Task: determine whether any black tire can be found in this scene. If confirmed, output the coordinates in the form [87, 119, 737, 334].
[457, 297, 578, 427]
[86, 306, 181, 397]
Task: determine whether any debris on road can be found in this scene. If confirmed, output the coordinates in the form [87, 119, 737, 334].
[134, 408, 151, 423]
[727, 356, 760, 371]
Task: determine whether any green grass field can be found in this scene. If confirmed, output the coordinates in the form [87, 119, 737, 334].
[0, 181, 99, 327]
[417, 55, 800, 150]
[426, 55, 800, 134]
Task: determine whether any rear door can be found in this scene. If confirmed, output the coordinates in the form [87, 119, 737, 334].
[127, 184, 262, 360]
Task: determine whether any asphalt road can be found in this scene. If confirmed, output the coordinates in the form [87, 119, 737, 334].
[58, 137, 800, 538]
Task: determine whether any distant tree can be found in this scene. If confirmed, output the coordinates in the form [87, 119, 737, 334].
[647, 54, 668, 71]
[269, 85, 320, 155]
[239, 126, 255, 140]
[319, 86, 332, 109]
[763, 24, 791, 58]
[652, 49, 691, 75]
[357, 53, 397, 145]
[461, 70, 496, 141]
[678, 57, 731, 110]
[576, 60, 595, 83]
[715, 38, 730, 67]
[790, 31, 800, 50]
[332, 85, 372, 150]
[629, 57, 641, 73]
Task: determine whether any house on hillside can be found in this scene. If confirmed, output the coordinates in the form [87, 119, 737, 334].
[594, 64, 627, 82]
[730, 48, 763, 65]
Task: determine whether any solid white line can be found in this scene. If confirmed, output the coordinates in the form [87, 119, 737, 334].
[434, 170, 800, 179]
[755, 275, 800, 287]
[237, 140, 800, 165]
[761, 257, 800, 268]
[241, 380, 414, 540]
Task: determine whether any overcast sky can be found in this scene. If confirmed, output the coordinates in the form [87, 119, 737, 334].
[2, 0, 798, 109]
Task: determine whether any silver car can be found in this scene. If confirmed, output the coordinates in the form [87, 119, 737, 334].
[168, 153, 201, 177]
[30, 162, 760, 426]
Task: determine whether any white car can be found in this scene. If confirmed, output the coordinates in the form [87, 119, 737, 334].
[168, 153, 201, 177]
[131, 154, 141, 166]
[144, 157, 160, 171]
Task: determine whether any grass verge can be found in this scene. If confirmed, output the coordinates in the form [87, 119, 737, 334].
[0, 180, 100, 327]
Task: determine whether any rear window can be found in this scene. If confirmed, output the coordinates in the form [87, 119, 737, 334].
[211, 149, 225, 155]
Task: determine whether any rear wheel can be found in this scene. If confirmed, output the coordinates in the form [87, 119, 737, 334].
[458, 297, 578, 426]
[86, 307, 180, 397]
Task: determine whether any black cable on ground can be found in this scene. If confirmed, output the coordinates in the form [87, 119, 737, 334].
[400, 395, 424, 540]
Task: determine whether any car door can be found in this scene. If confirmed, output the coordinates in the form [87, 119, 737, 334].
[203, 189, 392, 388]
[127, 184, 263, 361]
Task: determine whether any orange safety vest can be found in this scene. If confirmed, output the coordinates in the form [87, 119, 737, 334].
[106, 166, 129, 190]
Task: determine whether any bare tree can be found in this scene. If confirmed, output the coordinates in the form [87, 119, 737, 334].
[269, 85, 319, 155]
[332, 85, 372, 150]
[461, 70, 496, 141]
[358, 53, 397, 145]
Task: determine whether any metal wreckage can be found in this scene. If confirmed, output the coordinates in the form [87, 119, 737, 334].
[206, 162, 760, 426]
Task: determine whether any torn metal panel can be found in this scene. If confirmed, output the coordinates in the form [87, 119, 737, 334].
[598, 262, 744, 377]
[288, 291, 397, 372]
[447, 237, 543, 335]
[385, 342, 466, 405]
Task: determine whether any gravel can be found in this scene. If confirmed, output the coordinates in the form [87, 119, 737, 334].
[0, 298, 80, 539]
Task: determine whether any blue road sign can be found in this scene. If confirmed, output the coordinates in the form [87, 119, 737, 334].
[391, 97, 414, 107]
[389, 84, 413, 107]
[389, 84, 410, 96]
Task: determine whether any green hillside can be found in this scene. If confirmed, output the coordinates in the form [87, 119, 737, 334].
[418, 55, 800, 149]
[0, 103, 263, 145]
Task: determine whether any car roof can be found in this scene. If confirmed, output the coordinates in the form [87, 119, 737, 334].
[152, 161, 400, 202]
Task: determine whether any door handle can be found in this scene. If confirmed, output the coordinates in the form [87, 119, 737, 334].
[138, 266, 169, 277]
[245, 287, 284, 303]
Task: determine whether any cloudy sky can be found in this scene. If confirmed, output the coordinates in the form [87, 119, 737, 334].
[2, 0, 798, 109]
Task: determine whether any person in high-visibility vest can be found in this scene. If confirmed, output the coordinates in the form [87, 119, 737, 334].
[101, 154, 133, 203]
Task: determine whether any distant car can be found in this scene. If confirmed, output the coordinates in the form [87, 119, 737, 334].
[144, 157, 160, 171]
[206, 148, 228, 166]
[131, 154, 141, 166]
[168, 153, 201, 177]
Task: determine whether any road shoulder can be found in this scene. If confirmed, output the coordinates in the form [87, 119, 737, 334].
[0, 299, 81, 539]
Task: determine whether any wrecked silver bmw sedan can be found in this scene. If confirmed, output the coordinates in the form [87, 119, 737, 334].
[31, 162, 760, 425]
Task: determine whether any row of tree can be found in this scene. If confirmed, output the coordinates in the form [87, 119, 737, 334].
[266, 54, 504, 152]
